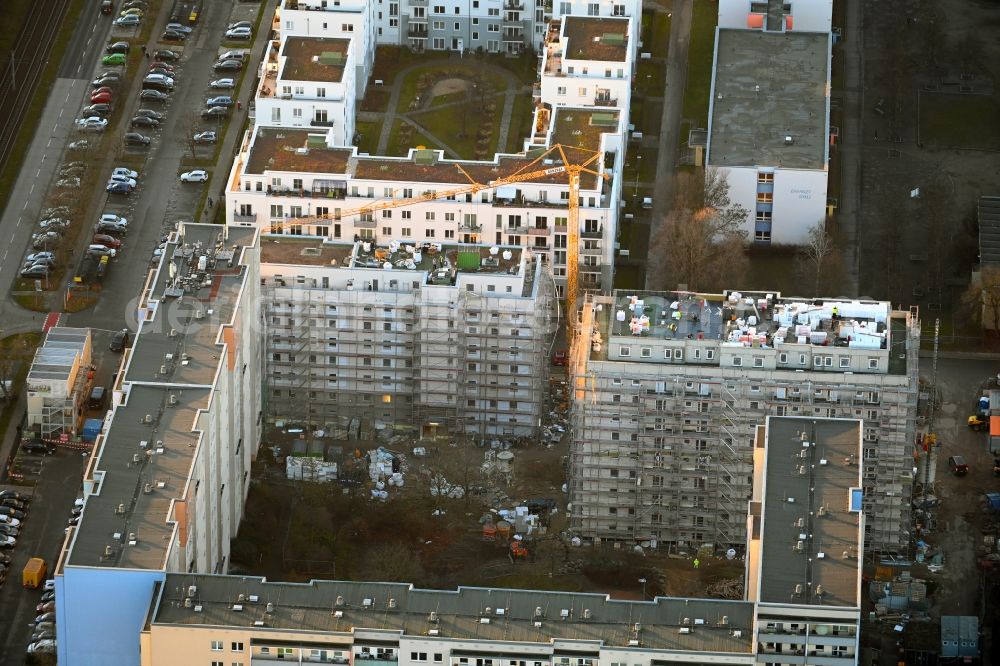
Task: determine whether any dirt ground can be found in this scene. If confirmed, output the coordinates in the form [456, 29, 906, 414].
[856, 0, 1000, 321]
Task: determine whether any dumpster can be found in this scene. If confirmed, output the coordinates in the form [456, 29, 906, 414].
[22, 557, 47, 589]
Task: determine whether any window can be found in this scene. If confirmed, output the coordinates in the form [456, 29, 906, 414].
[231, 642, 244, 652]
[756, 191, 773, 203]
[433, 4, 445, 11]
[317, 87, 326, 98]
[706, 350, 715, 360]
[868, 357, 879, 369]
[640, 347, 651, 358]
[840, 357, 850, 368]
[432, 20, 444, 29]
[618, 346, 630, 357]
[754, 230, 771, 242]
[211, 641, 223, 651]
[757, 171, 774, 183]
[753, 356, 764, 367]
[778, 352, 788, 364]
[732, 356, 742, 366]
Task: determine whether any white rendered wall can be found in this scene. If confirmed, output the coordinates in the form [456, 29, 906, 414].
[721, 166, 760, 240]
[771, 168, 828, 244]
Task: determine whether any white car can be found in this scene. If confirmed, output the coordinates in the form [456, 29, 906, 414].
[76, 116, 108, 131]
[180, 170, 208, 182]
[144, 73, 174, 87]
[99, 213, 128, 226]
[27, 639, 56, 654]
[0, 515, 19, 527]
[109, 174, 137, 187]
[0, 535, 15, 547]
[86, 244, 117, 257]
[209, 77, 234, 89]
[25, 252, 55, 263]
[112, 167, 138, 179]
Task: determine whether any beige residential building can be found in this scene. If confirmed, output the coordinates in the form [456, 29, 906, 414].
[567, 290, 919, 554]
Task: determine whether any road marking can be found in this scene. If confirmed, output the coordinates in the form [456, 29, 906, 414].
[29, 184, 34, 194]
[15, 219, 21, 228]
[22, 201, 28, 210]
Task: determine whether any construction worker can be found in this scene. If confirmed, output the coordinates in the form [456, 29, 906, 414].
[693, 558, 700, 569]
[832, 305, 839, 320]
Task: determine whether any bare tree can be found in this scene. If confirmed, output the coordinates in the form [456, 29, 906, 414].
[650, 167, 749, 291]
[798, 223, 835, 296]
[0, 333, 34, 402]
[361, 542, 426, 583]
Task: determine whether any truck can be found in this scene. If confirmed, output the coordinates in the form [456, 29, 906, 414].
[22, 557, 47, 589]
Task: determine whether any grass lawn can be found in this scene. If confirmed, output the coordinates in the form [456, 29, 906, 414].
[413, 97, 503, 159]
[431, 91, 466, 107]
[613, 264, 645, 290]
[386, 119, 437, 157]
[650, 11, 671, 58]
[636, 60, 666, 97]
[682, 0, 718, 127]
[640, 99, 663, 135]
[920, 93, 1000, 150]
[360, 88, 390, 113]
[396, 63, 508, 116]
[0, 331, 43, 448]
[481, 52, 538, 85]
[504, 93, 535, 154]
[354, 121, 381, 155]
[370, 46, 450, 86]
[623, 146, 659, 187]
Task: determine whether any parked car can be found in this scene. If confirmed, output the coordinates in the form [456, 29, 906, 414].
[105, 41, 130, 53]
[90, 92, 112, 105]
[154, 49, 179, 61]
[106, 181, 132, 195]
[86, 245, 117, 258]
[40, 590, 55, 603]
[123, 132, 151, 146]
[148, 67, 175, 79]
[0, 524, 19, 537]
[123, 0, 146, 8]
[101, 53, 126, 66]
[949, 455, 969, 475]
[120, 7, 143, 17]
[33, 613, 55, 625]
[30, 630, 54, 644]
[91, 74, 120, 87]
[213, 59, 242, 71]
[1, 499, 25, 510]
[0, 515, 20, 527]
[227, 21, 252, 31]
[92, 234, 121, 249]
[38, 218, 69, 231]
[149, 61, 175, 73]
[77, 116, 108, 131]
[134, 109, 163, 120]
[100, 213, 128, 227]
[97, 222, 127, 235]
[109, 174, 137, 187]
[25, 252, 55, 264]
[219, 50, 247, 62]
[114, 14, 139, 26]
[0, 507, 25, 520]
[19, 265, 48, 278]
[193, 131, 217, 144]
[206, 95, 233, 107]
[165, 22, 193, 34]
[209, 77, 234, 89]
[162, 29, 187, 41]
[0, 491, 29, 502]
[112, 167, 138, 179]
[225, 27, 252, 39]
[201, 106, 229, 119]
[110, 328, 130, 352]
[82, 103, 112, 117]
[0, 536, 16, 549]
[144, 73, 174, 87]
[131, 115, 159, 128]
[139, 89, 169, 102]
[22, 440, 56, 455]
[27, 640, 56, 655]
[179, 170, 208, 183]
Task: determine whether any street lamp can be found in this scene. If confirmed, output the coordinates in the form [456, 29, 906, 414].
[638, 577, 647, 600]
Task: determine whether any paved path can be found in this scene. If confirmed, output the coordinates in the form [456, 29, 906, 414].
[835, 0, 864, 296]
[402, 116, 463, 159]
[645, 0, 693, 290]
[495, 87, 519, 153]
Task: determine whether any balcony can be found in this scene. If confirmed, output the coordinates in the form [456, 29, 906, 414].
[408, 26, 428, 37]
[594, 94, 617, 106]
[267, 187, 346, 200]
[527, 227, 549, 236]
[310, 118, 335, 127]
[355, 218, 377, 228]
[504, 0, 525, 8]
[504, 225, 526, 234]
[233, 213, 257, 223]
[459, 222, 482, 231]
[581, 225, 603, 239]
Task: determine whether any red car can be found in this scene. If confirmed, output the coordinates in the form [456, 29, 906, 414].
[551, 350, 568, 366]
[90, 92, 112, 104]
[92, 234, 121, 249]
[150, 62, 175, 73]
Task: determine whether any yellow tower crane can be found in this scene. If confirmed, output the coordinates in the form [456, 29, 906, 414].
[262, 144, 608, 331]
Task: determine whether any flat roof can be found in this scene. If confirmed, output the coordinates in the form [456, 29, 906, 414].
[127, 225, 256, 386]
[602, 290, 891, 351]
[260, 236, 355, 267]
[154, 574, 755, 654]
[708, 29, 829, 169]
[246, 127, 352, 174]
[68, 224, 258, 570]
[758, 418, 862, 608]
[27, 327, 90, 384]
[562, 16, 629, 62]
[68, 385, 211, 569]
[281, 36, 350, 82]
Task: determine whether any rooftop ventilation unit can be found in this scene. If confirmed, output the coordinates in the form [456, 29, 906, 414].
[362, 598, 373, 608]
[188, 585, 197, 596]
[232, 604, 243, 612]
[334, 610, 344, 618]
[335, 595, 344, 606]
[784, 135, 794, 145]
[266, 602, 274, 613]
[388, 598, 397, 609]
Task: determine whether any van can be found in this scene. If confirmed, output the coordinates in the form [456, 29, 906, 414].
[22, 558, 46, 589]
[88, 386, 106, 409]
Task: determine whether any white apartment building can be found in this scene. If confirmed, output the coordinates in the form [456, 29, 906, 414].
[228, 107, 624, 294]
[568, 290, 919, 555]
[539, 16, 633, 111]
[54, 224, 264, 666]
[706, 3, 832, 244]
[718, 0, 833, 33]
[256, 36, 357, 146]
[259, 237, 554, 437]
[24, 327, 93, 438]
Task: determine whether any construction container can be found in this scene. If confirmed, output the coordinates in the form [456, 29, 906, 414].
[81, 418, 103, 442]
[22, 557, 47, 589]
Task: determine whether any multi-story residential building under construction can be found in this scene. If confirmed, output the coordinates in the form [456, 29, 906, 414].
[567, 290, 920, 554]
[259, 236, 555, 439]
